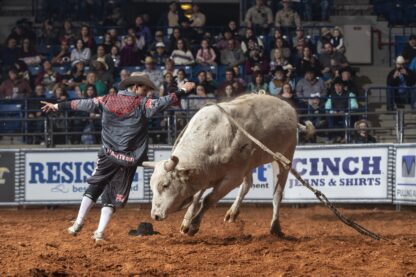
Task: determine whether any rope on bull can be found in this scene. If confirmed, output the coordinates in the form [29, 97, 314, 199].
[214, 104, 383, 241]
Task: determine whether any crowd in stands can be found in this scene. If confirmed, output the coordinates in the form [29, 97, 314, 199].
[0, 0, 378, 145]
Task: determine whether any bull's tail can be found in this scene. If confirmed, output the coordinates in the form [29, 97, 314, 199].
[297, 121, 316, 140]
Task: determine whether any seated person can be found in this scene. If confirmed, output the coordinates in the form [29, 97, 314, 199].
[351, 119, 376, 143]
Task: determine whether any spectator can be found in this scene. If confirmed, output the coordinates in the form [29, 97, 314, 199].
[269, 66, 286, 96]
[351, 119, 376, 143]
[149, 31, 169, 53]
[241, 28, 264, 55]
[330, 27, 345, 54]
[179, 17, 198, 46]
[51, 40, 71, 66]
[401, 34, 416, 64]
[215, 29, 234, 51]
[247, 71, 268, 93]
[102, 32, 115, 54]
[175, 68, 188, 88]
[292, 27, 312, 50]
[163, 58, 178, 77]
[231, 65, 247, 87]
[307, 92, 326, 130]
[170, 39, 195, 65]
[227, 20, 241, 40]
[325, 78, 358, 142]
[122, 27, 145, 51]
[217, 68, 244, 98]
[110, 45, 120, 69]
[78, 25, 96, 51]
[159, 72, 178, 96]
[317, 27, 333, 55]
[270, 37, 291, 60]
[143, 56, 163, 88]
[108, 87, 118, 96]
[319, 42, 349, 80]
[296, 67, 327, 100]
[18, 38, 42, 66]
[182, 84, 214, 111]
[195, 70, 216, 94]
[190, 4, 206, 32]
[221, 39, 245, 67]
[152, 42, 169, 66]
[340, 67, 362, 98]
[296, 46, 322, 76]
[274, 0, 301, 38]
[166, 1, 181, 28]
[13, 60, 31, 82]
[38, 19, 59, 46]
[90, 45, 114, 73]
[0, 68, 32, 99]
[269, 28, 290, 50]
[279, 82, 307, 111]
[35, 60, 62, 92]
[206, 70, 219, 91]
[92, 58, 114, 87]
[168, 27, 182, 53]
[79, 72, 106, 96]
[27, 84, 46, 144]
[270, 48, 289, 71]
[8, 19, 35, 47]
[244, 0, 273, 34]
[196, 39, 217, 65]
[386, 56, 416, 110]
[59, 20, 76, 45]
[1, 38, 19, 68]
[71, 39, 91, 63]
[134, 15, 152, 47]
[80, 85, 100, 145]
[114, 69, 130, 89]
[119, 35, 141, 66]
[62, 60, 86, 89]
[244, 41, 269, 75]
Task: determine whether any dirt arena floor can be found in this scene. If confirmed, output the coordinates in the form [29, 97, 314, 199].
[0, 205, 415, 276]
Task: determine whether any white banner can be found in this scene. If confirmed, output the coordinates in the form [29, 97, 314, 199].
[394, 146, 416, 204]
[283, 146, 390, 203]
[153, 146, 390, 203]
[25, 151, 144, 202]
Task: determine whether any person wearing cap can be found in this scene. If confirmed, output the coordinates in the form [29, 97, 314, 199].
[245, 0, 273, 35]
[152, 41, 169, 66]
[274, 0, 301, 38]
[143, 56, 163, 88]
[306, 92, 326, 136]
[92, 57, 114, 87]
[351, 119, 376, 144]
[317, 27, 333, 55]
[41, 73, 195, 242]
[90, 45, 114, 73]
[401, 34, 416, 64]
[325, 78, 358, 142]
[386, 55, 416, 110]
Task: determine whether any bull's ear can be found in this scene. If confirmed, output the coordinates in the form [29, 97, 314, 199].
[142, 161, 156, 168]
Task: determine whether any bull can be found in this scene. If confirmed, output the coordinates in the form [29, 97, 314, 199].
[143, 94, 313, 236]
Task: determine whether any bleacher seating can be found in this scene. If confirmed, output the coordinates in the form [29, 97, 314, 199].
[0, 104, 23, 134]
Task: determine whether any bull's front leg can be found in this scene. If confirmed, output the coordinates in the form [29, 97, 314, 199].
[224, 173, 252, 223]
[180, 189, 205, 234]
[270, 162, 289, 237]
[182, 175, 243, 236]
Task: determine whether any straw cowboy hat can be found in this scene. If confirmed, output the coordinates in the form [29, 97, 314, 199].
[119, 72, 157, 90]
[93, 57, 109, 70]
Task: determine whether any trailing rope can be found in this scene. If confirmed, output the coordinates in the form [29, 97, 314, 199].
[214, 104, 384, 241]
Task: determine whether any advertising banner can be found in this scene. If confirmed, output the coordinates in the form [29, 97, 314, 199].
[153, 145, 391, 203]
[283, 145, 390, 203]
[394, 145, 416, 205]
[25, 150, 144, 202]
[0, 151, 15, 203]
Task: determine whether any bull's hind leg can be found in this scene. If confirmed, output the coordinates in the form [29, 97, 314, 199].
[270, 161, 289, 237]
[182, 175, 243, 236]
[224, 172, 252, 223]
[180, 189, 205, 234]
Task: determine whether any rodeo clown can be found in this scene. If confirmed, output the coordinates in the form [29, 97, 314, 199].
[41, 73, 195, 242]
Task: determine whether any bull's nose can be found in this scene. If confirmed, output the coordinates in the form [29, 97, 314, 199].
[154, 214, 161, 221]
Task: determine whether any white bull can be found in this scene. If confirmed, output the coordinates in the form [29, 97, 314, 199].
[143, 94, 312, 236]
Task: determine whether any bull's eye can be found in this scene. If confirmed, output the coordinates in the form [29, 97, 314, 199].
[158, 182, 169, 192]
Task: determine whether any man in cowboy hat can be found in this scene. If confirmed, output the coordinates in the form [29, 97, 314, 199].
[41, 73, 195, 242]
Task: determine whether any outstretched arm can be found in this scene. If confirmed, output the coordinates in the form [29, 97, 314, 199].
[41, 98, 101, 113]
[142, 82, 195, 118]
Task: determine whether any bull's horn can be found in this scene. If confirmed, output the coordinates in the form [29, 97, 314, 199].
[142, 161, 156, 168]
[164, 156, 179, 172]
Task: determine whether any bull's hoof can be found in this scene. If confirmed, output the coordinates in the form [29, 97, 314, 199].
[180, 223, 199, 236]
[224, 209, 240, 223]
[270, 221, 284, 237]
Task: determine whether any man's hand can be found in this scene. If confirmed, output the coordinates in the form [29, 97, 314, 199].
[181, 82, 196, 93]
[40, 101, 59, 113]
